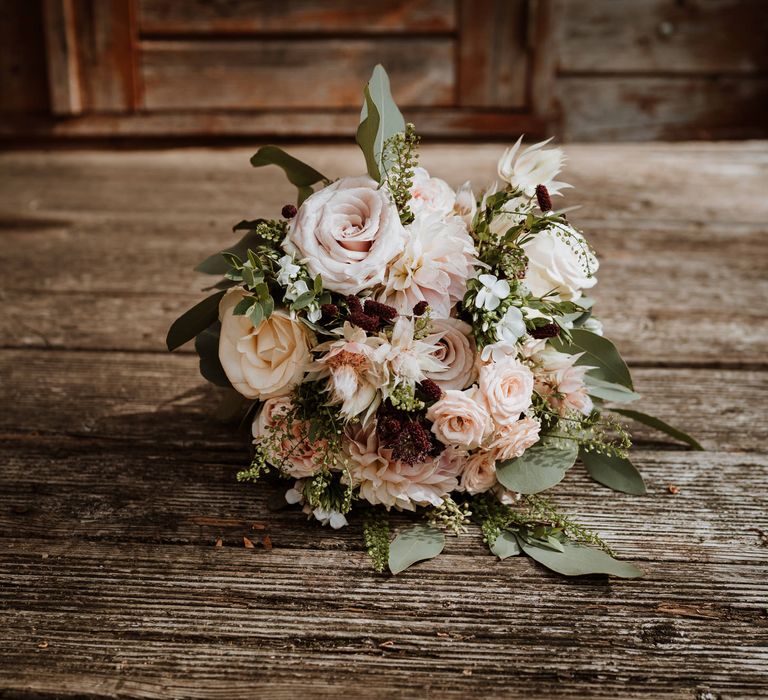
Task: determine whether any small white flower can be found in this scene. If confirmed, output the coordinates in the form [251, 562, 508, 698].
[497, 136, 571, 197]
[284, 278, 309, 303]
[495, 306, 526, 343]
[480, 340, 518, 363]
[285, 483, 304, 505]
[306, 304, 322, 323]
[582, 317, 604, 336]
[475, 274, 510, 311]
[312, 506, 348, 529]
[276, 254, 301, 286]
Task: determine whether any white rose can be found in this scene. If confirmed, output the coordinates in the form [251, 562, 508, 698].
[523, 224, 598, 301]
[283, 176, 405, 295]
[425, 317, 477, 390]
[408, 167, 456, 217]
[427, 388, 491, 450]
[218, 289, 312, 399]
[478, 356, 534, 426]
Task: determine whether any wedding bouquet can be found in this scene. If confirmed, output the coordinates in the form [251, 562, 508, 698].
[168, 66, 700, 576]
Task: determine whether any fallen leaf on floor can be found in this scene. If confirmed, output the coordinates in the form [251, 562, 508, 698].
[37, 641, 48, 649]
[252, 523, 266, 530]
[214, 538, 223, 547]
[378, 640, 395, 649]
[262, 535, 273, 550]
[243, 536, 255, 549]
[462, 669, 472, 676]
[668, 484, 680, 494]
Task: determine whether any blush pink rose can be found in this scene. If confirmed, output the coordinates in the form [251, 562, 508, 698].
[426, 388, 491, 450]
[478, 356, 534, 426]
[459, 450, 497, 495]
[425, 317, 477, 391]
[487, 417, 541, 462]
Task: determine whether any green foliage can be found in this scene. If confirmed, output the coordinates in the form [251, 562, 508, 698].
[363, 510, 390, 573]
[194, 322, 231, 388]
[250, 145, 328, 205]
[518, 539, 643, 578]
[356, 64, 406, 183]
[496, 438, 579, 494]
[166, 290, 226, 351]
[551, 329, 634, 390]
[388, 524, 445, 575]
[426, 496, 472, 535]
[610, 408, 703, 450]
[383, 122, 420, 224]
[579, 448, 647, 495]
[585, 376, 642, 403]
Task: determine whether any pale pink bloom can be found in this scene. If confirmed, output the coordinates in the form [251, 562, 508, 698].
[454, 180, 476, 227]
[478, 356, 534, 426]
[534, 349, 594, 417]
[344, 423, 463, 511]
[426, 388, 492, 450]
[458, 450, 497, 495]
[408, 167, 456, 218]
[425, 317, 477, 391]
[309, 323, 386, 422]
[283, 176, 405, 294]
[487, 417, 541, 462]
[252, 397, 321, 479]
[380, 213, 476, 317]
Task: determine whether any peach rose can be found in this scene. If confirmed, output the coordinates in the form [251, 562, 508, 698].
[425, 317, 477, 391]
[459, 450, 497, 495]
[283, 176, 405, 294]
[487, 417, 541, 462]
[478, 356, 534, 426]
[219, 289, 312, 400]
[426, 388, 491, 450]
[252, 397, 321, 479]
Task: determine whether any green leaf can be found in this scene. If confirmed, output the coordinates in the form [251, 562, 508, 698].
[552, 329, 634, 390]
[233, 297, 256, 316]
[313, 273, 323, 295]
[250, 145, 327, 206]
[519, 538, 643, 578]
[579, 448, 647, 495]
[610, 409, 703, 451]
[247, 302, 264, 328]
[388, 524, 445, 574]
[195, 231, 260, 275]
[194, 322, 231, 388]
[489, 531, 521, 560]
[291, 291, 315, 310]
[166, 290, 226, 351]
[585, 376, 642, 404]
[356, 64, 405, 183]
[262, 296, 274, 319]
[496, 439, 579, 494]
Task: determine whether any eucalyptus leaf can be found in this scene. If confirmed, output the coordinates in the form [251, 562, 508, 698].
[166, 290, 226, 351]
[610, 409, 703, 450]
[552, 329, 634, 390]
[194, 322, 231, 388]
[233, 297, 256, 316]
[519, 538, 643, 578]
[388, 524, 445, 574]
[262, 296, 274, 319]
[496, 439, 578, 494]
[356, 64, 405, 183]
[585, 375, 642, 404]
[247, 302, 264, 328]
[489, 531, 522, 560]
[250, 145, 327, 206]
[292, 291, 315, 310]
[580, 448, 647, 495]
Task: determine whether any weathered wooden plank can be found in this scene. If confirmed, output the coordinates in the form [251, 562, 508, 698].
[0, 350, 762, 451]
[1, 440, 765, 563]
[0, 541, 766, 699]
[0, 0, 49, 113]
[457, 0, 528, 108]
[556, 0, 768, 75]
[556, 76, 768, 141]
[42, 0, 83, 115]
[140, 39, 455, 110]
[138, 0, 457, 35]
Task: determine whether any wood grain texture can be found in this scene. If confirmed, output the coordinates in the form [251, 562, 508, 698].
[42, 0, 83, 115]
[1, 143, 767, 698]
[556, 0, 768, 74]
[140, 38, 454, 110]
[138, 0, 457, 35]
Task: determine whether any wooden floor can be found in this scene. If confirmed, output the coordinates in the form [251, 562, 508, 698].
[1, 143, 767, 699]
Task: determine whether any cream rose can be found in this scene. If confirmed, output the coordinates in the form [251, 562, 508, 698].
[283, 176, 405, 294]
[426, 388, 491, 450]
[523, 224, 598, 301]
[425, 317, 477, 391]
[253, 397, 320, 478]
[459, 450, 497, 495]
[478, 356, 534, 426]
[219, 289, 311, 399]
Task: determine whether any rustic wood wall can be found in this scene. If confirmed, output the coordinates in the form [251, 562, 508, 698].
[0, 0, 766, 142]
